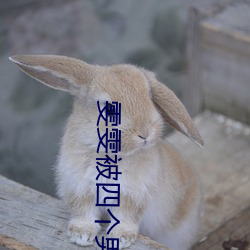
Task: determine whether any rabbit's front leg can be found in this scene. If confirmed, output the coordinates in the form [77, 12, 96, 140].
[107, 196, 144, 249]
[67, 195, 101, 246]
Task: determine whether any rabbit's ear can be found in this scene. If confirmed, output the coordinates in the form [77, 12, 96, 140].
[9, 55, 95, 94]
[144, 70, 204, 147]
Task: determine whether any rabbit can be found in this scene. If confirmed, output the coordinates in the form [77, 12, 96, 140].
[9, 54, 203, 250]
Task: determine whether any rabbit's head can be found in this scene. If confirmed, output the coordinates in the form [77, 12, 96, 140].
[9, 55, 203, 156]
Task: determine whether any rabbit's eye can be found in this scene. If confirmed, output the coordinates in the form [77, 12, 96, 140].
[107, 102, 116, 116]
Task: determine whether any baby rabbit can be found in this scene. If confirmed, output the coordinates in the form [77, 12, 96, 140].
[10, 55, 203, 250]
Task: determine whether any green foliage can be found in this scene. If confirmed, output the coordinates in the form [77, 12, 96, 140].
[0, 19, 9, 55]
[9, 73, 72, 124]
[127, 6, 185, 75]
[9, 74, 55, 112]
[167, 51, 185, 73]
[126, 48, 162, 70]
[90, 0, 115, 10]
[151, 6, 185, 52]
[45, 93, 72, 125]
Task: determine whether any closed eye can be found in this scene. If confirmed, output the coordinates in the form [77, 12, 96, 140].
[107, 102, 116, 116]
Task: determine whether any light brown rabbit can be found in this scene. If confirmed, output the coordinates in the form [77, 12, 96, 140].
[10, 55, 203, 250]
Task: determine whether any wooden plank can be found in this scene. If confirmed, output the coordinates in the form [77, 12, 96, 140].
[200, 2, 250, 124]
[193, 205, 250, 250]
[0, 175, 169, 250]
[168, 111, 250, 241]
[1, 112, 250, 249]
[183, 5, 204, 116]
[0, 235, 37, 250]
[202, 2, 250, 44]
[187, 1, 250, 124]
[184, 0, 234, 116]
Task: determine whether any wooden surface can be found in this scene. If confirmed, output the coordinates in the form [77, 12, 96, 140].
[186, 0, 250, 124]
[183, 5, 204, 116]
[0, 175, 169, 250]
[168, 111, 250, 248]
[184, 0, 234, 116]
[201, 2, 250, 125]
[1, 111, 250, 249]
[201, 2, 250, 43]
[194, 205, 250, 250]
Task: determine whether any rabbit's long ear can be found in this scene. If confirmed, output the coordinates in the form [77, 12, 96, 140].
[144, 70, 204, 147]
[9, 55, 95, 94]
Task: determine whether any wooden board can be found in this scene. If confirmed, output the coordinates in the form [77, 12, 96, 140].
[1, 112, 250, 249]
[168, 111, 250, 243]
[184, 0, 234, 116]
[0, 175, 169, 250]
[194, 205, 250, 250]
[186, 0, 250, 123]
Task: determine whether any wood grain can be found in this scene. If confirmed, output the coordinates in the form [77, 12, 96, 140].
[194, 205, 250, 250]
[1, 112, 250, 249]
[168, 111, 250, 242]
[187, 1, 250, 124]
[0, 175, 169, 250]
[184, 0, 234, 116]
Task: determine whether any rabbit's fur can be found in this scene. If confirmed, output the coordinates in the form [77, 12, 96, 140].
[10, 55, 203, 250]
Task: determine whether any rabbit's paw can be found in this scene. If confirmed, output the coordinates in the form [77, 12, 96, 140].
[67, 220, 100, 246]
[109, 226, 137, 249]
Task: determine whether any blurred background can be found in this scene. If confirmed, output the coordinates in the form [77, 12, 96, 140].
[0, 0, 196, 196]
[0, 0, 248, 197]
[2, 2, 250, 248]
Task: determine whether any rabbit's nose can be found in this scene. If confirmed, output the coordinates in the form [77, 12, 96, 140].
[137, 135, 148, 144]
[138, 135, 146, 140]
